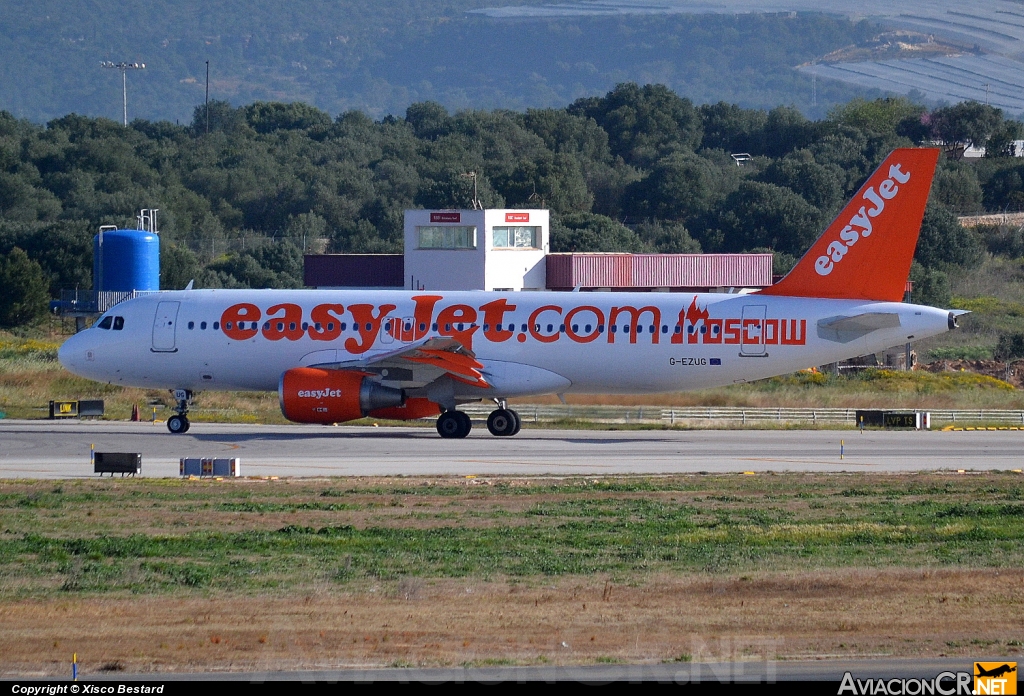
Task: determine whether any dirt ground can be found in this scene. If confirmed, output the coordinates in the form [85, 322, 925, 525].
[2, 568, 1021, 676]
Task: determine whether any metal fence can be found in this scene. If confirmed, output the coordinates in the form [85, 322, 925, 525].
[459, 404, 1024, 426]
[54, 289, 155, 315]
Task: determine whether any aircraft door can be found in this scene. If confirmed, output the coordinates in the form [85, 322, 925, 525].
[740, 305, 767, 356]
[400, 316, 415, 343]
[379, 315, 396, 345]
[152, 301, 180, 352]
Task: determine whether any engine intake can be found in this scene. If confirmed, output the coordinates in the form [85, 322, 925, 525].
[279, 367, 403, 424]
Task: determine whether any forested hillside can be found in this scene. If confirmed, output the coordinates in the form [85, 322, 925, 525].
[1, 88, 1022, 342]
[0, 1, 878, 123]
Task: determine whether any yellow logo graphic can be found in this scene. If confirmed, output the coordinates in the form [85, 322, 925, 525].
[975, 662, 1017, 695]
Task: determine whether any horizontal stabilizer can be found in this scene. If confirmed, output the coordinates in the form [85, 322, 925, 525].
[817, 312, 901, 343]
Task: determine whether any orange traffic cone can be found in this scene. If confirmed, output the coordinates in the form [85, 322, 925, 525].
[131, 404, 140, 421]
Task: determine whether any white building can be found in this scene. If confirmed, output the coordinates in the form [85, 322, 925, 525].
[403, 209, 549, 291]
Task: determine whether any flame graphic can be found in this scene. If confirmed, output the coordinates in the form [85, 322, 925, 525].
[685, 296, 709, 327]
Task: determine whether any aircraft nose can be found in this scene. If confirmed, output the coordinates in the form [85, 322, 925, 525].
[58, 333, 86, 375]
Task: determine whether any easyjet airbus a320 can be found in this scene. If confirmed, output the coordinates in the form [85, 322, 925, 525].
[59, 148, 963, 438]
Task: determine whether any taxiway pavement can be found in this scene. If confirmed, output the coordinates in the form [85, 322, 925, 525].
[1, 420, 1022, 478]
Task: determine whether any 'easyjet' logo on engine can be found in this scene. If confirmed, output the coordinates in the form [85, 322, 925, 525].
[815, 163, 911, 276]
[296, 389, 343, 398]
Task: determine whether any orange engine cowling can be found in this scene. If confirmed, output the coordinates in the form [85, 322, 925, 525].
[279, 367, 404, 424]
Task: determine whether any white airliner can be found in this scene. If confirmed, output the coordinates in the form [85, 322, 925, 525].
[59, 148, 962, 438]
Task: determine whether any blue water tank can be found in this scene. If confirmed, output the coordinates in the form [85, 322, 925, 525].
[93, 229, 160, 292]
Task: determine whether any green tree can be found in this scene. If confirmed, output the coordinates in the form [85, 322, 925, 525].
[190, 100, 248, 135]
[909, 260, 951, 307]
[550, 212, 646, 253]
[243, 102, 333, 133]
[621, 152, 721, 223]
[930, 164, 983, 215]
[569, 83, 703, 167]
[634, 220, 701, 254]
[994, 332, 1024, 361]
[716, 181, 822, 255]
[0, 247, 49, 327]
[985, 120, 1024, 159]
[929, 102, 1003, 159]
[698, 102, 767, 154]
[405, 102, 451, 140]
[828, 97, 925, 135]
[160, 241, 200, 290]
[755, 152, 846, 214]
[914, 204, 984, 269]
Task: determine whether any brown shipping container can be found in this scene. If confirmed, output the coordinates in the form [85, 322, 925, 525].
[545, 253, 773, 290]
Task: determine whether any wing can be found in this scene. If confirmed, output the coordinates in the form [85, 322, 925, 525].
[298, 337, 490, 389]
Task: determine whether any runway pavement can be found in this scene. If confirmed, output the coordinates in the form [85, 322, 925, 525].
[2, 419, 1023, 478]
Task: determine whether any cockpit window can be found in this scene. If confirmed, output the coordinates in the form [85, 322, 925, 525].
[96, 316, 113, 330]
[113, 316, 124, 330]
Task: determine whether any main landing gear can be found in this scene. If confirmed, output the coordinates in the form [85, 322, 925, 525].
[167, 389, 193, 434]
[436, 410, 472, 439]
[435, 401, 521, 439]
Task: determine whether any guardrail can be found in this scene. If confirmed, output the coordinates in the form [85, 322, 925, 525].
[52, 289, 155, 316]
[458, 404, 1024, 426]
[461, 404, 665, 423]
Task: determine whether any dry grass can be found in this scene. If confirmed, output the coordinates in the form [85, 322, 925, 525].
[1, 473, 1023, 674]
[1, 569, 1021, 675]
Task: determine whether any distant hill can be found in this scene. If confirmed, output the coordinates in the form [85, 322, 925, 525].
[0, 0, 881, 122]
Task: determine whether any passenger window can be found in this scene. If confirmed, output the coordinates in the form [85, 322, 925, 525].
[213, 322, 219, 330]
[188, 321, 195, 330]
[113, 316, 124, 330]
[201, 321, 207, 330]
[97, 316, 113, 330]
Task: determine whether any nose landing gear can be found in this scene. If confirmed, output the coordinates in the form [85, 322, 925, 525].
[167, 389, 193, 434]
[486, 408, 520, 436]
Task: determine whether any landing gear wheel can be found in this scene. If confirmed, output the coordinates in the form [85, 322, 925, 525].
[487, 408, 518, 436]
[455, 410, 472, 437]
[437, 411, 471, 439]
[167, 415, 190, 434]
[509, 408, 521, 436]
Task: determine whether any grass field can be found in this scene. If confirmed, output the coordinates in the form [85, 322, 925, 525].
[0, 473, 1022, 673]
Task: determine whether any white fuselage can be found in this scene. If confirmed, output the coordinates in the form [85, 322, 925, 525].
[58, 288, 953, 399]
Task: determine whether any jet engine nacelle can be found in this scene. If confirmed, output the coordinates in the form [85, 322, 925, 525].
[279, 367, 404, 424]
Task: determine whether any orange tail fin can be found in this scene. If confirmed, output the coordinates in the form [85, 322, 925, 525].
[760, 147, 940, 302]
